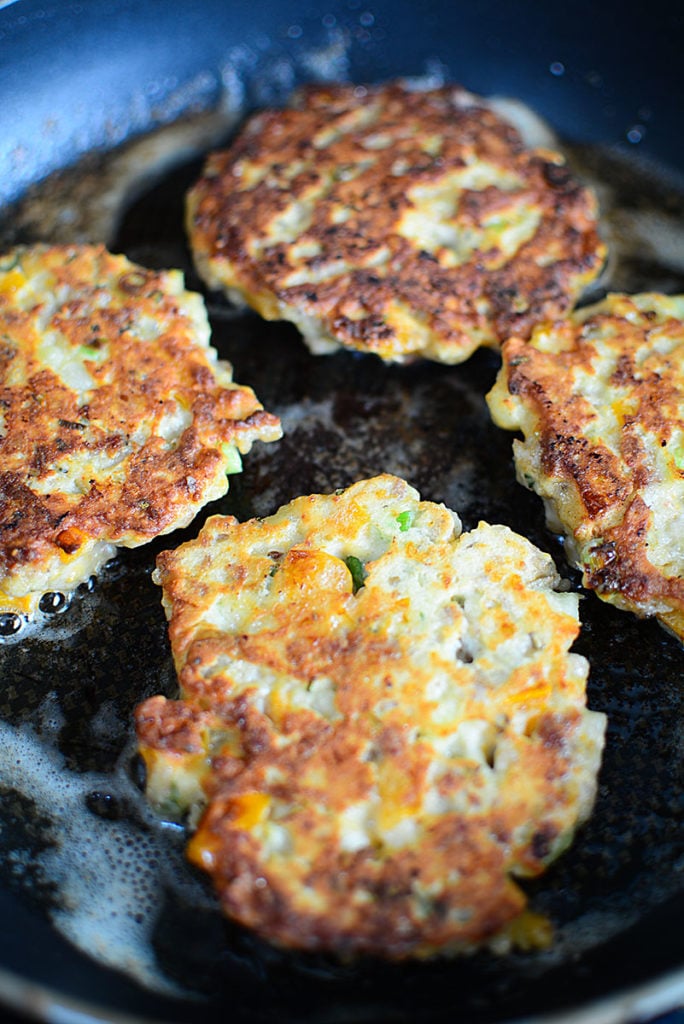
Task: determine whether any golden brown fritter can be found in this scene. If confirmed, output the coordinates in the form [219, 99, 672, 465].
[487, 293, 684, 640]
[136, 475, 605, 958]
[0, 244, 281, 620]
[186, 81, 605, 365]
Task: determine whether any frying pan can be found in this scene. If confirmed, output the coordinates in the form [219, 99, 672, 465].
[0, 1, 683, 1022]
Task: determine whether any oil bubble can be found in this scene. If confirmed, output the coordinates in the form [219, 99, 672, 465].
[0, 612, 22, 636]
[38, 591, 69, 615]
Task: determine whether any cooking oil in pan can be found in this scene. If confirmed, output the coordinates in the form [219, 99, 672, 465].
[0, 101, 682, 1018]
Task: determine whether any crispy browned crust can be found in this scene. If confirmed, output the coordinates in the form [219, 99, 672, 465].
[0, 244, 281, 589]
[487, 294, 684, 638]
[136, 476, 604, 958]
[139, 692, 579, 957]
[187, 82, 605, 364]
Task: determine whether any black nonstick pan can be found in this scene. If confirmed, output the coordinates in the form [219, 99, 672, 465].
[0, 1, 682, 1022]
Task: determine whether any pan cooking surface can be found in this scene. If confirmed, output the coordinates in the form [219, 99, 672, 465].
[0, 129, 682, 1024]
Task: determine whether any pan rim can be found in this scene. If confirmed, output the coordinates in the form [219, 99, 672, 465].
[0, 961, 682, 1024]
[1, 0, 683, 1019]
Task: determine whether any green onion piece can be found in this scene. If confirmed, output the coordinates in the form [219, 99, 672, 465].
[221, 444, 243, 475]
[156, 781, 185, 822]
[673, 445, 684, 472]
[396, 509, 415, 532]
[584, 538, 610, 572]
[485, 216, 507, 231]
[79, 343, 107, 360]
[344, 555, 367, 594]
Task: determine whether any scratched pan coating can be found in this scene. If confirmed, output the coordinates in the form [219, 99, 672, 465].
[0, 142, 682, 1024]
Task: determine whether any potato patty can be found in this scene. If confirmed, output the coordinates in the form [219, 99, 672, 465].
[136, 475, 605, 958]
[0, 244, 281, 621]
[487, 293, 684, 640]
[186, 81, 604, 365]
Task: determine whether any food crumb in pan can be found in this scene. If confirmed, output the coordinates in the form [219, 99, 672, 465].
[136, 474, 606, 960]
[0, 243, 282, 633]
